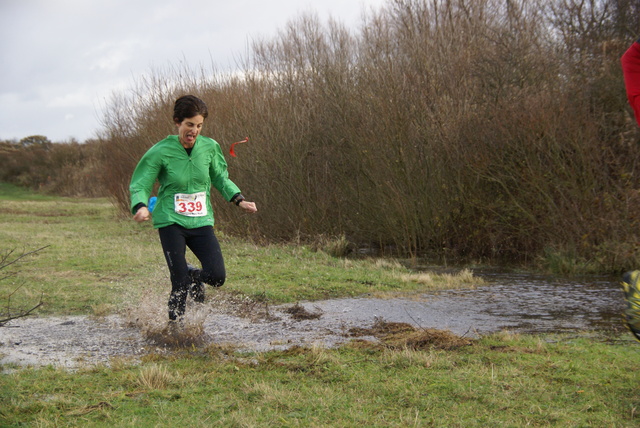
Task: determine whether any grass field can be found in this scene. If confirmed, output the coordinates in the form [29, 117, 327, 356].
[1, 184, 639, 427]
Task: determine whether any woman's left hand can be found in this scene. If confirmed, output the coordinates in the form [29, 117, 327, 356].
[238, 200, 257, 213]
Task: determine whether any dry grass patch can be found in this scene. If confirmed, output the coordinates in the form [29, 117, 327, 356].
[349, 318, 474, 351]
[398, 268, 486, 291]
[138, 364, 173, 390]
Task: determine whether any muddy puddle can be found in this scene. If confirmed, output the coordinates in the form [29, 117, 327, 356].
[296, 270, 626, 338]
[0, 271, 628, 370]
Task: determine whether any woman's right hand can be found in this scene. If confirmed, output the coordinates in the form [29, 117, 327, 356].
[133, 206, 151, 222]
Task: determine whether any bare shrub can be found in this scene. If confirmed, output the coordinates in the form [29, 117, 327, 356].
[96, 0, 640, 268]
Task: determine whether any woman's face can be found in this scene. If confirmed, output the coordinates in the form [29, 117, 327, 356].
[176, 114, 204, 148]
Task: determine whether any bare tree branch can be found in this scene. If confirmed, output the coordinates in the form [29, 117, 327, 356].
[0, 294, 43, 326]
[0, 246, 48, 326]
[0, 245, 50, 270]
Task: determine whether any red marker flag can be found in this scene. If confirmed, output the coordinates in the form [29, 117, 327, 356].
[229, 137, 249, 157]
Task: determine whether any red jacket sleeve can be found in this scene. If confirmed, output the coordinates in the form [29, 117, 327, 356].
[621, 40, 640, 126]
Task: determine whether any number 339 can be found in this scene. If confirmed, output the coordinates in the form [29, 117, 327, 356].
[178, 201, 203, 213]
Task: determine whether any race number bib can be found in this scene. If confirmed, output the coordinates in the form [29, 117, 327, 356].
[174, 192, 207, 217]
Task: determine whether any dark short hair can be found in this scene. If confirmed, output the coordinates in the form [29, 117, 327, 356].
[173, 95, 208, 123]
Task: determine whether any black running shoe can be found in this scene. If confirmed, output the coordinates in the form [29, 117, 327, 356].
[621, 271, 640, 342]
[187, 264, 205, 303]
[190, 282, 205, 303]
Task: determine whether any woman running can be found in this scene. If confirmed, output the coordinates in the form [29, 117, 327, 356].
[130, 95, 257, 322]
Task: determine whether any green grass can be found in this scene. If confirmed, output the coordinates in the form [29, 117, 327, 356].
[0, 192, 160, 315]
[0, 187, 480, 316]
[0, 182, 59, 201]
[1, 333, 639, 427]
[1, 186, 639, 427]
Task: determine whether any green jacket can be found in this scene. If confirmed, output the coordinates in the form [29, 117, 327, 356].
[129, 135, 241, 229]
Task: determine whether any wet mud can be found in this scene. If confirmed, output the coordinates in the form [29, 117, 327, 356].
[0, 272, 628, 370]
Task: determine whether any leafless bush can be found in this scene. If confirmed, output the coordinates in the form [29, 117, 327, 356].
[97, 0, 640, 268]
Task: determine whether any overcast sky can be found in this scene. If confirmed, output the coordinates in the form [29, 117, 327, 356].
[0, 0, 387, 143]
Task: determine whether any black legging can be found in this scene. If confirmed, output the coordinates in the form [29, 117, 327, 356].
[158, 224, 225, 320]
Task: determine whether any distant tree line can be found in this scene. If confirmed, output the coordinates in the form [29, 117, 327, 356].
[0, 135, 104, 197]
[5, 0, 640, 271]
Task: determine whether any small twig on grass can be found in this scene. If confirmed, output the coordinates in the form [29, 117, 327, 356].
[403, 306, 426, 330]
